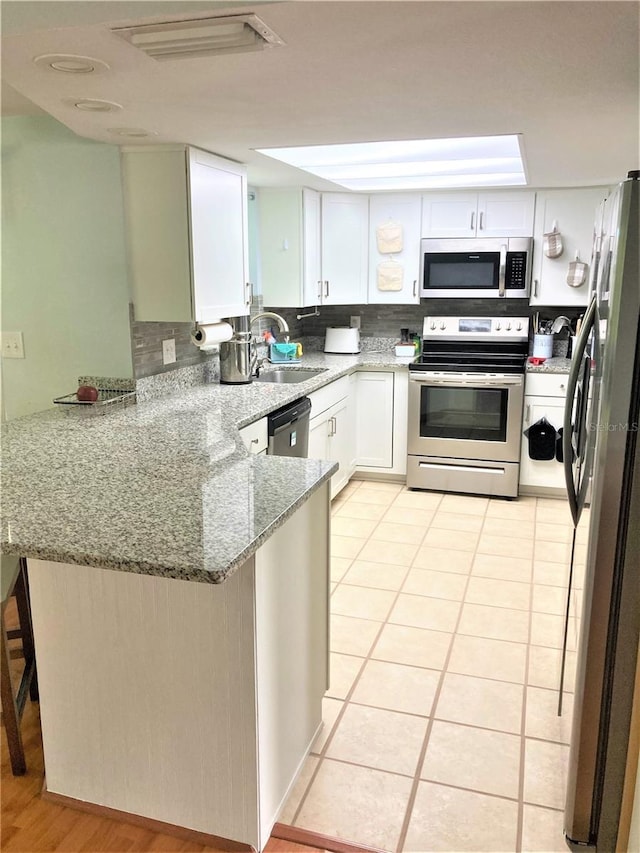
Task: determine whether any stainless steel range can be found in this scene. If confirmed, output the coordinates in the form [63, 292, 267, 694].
[407, 316, 529, 498]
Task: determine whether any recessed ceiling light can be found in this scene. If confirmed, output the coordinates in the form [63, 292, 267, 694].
[66, 98, 123, 113]
[108, 128, 158, 138]
[34, 54, 110, 74]
[256, 135, 528, 191]
[113, 14, 285, 61]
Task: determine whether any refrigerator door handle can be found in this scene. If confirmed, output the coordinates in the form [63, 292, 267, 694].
[563, 293, 597, 527]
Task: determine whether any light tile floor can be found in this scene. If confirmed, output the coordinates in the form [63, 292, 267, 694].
[279, 481, 589, 853]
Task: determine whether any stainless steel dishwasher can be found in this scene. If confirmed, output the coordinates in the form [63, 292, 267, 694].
[267, 397, 311, 457]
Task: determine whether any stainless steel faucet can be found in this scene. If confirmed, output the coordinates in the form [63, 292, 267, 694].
[250, 312, 290, 343]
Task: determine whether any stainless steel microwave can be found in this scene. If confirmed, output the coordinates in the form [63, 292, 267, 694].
[420, 237, 532, 299]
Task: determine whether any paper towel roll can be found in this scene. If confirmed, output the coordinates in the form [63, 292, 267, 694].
[191, 322, 234, 349]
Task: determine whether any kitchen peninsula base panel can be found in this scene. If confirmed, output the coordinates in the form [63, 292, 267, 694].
[26, 485, 329, 853]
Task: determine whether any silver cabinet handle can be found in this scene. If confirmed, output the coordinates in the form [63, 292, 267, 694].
[479, 211, 484, 231]
[328, 416, 337, 436]
[470, 211, 475, 231]
[525, 404, 531, 423]
[317, 280, 323, 301]
[324, 280, 330, 299]
[245, 281, 253, 306]
[533, 279, 539, 298]
[413, 279, 417, 297]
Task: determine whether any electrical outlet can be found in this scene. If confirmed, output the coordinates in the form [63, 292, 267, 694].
[162, 338, 176, 365]
[350, 316, 361, 329]
[1, 331, 25, 359]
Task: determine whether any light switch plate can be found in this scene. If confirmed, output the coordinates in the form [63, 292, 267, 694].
[162, 338, 176, 365]
[1, 331, 25, 359]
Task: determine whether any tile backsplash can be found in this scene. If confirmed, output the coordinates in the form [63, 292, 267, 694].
[129, 297, 585, 379]
[265, 299, 585, 342]
[130, 305, 217, 379]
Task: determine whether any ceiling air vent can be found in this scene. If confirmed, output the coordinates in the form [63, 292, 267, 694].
[113, 14, 285, 61]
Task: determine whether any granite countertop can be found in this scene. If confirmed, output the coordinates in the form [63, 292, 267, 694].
[526, 357, 572, 374]
[1, 351, 408, 584]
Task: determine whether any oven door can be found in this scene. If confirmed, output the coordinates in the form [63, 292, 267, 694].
[408, 372, 524, 463]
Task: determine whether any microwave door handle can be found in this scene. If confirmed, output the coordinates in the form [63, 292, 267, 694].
[563, 293, 596, 527]
[498, 244, 507, 297]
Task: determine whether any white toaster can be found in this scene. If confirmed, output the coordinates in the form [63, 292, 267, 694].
[324, 327, 360, 354]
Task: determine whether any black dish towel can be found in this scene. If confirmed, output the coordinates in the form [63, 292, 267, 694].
[524, 417, 558, 461]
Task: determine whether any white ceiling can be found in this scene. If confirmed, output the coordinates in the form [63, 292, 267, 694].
[2, 0, 638, 190]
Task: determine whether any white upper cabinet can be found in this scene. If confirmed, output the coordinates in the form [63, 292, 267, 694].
[259, 188, 321, 308]
[320, 193, 369, 305]
[367, 194, 422, 304]
[421, 191, 535, 238]
[121, 146, 250, 324]
[529, 187, 609, 307]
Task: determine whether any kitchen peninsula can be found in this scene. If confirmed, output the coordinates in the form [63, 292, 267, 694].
[1, 378, 340, 851]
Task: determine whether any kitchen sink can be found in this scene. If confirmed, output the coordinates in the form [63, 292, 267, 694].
[255, 368, 327, 384]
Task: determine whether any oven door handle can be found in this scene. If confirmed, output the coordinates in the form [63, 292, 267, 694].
[498, 244, 507, 298]
[409, 374, 523, 387]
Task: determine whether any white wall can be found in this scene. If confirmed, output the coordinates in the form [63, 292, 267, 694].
[1, 115, 133, 419]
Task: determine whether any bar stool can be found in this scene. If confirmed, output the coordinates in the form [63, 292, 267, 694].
[1, 555, 38, 775]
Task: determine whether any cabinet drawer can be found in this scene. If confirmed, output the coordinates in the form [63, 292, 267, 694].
[239, 418, 268, 454]
[308, 376, 350, 417]
[525, 373, 570, 398]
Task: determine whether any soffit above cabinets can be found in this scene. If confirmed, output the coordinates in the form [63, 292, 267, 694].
[2, 1, 638, 190]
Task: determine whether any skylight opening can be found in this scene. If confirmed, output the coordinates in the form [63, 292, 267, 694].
[256, 135, 527, 191]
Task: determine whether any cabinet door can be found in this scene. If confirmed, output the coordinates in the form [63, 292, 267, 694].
[421, 193, 477, 237]
[188, 148, 250, 323]
[239, 418, 268, 455]
[308, 411, 330, 463]
[320, 194, 369, 305]
[328, 396, 357, 499]
[259, 188, 305, 308]
[259, 188, 321, 309]
[368, 194, 421, 304]
[519, 399, 566, 490]
[422, 191, 535, 238]
[121, 148, 193, 323]
[477, 191, 535, 237]
[355, 372, 394, 467]
[302, 189, 322, 307]
[530, 187, 607, 307]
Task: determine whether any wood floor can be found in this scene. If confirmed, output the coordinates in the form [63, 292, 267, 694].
[1, 608, 322, 853]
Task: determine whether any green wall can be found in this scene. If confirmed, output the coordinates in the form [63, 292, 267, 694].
[1, 115, 133, 420]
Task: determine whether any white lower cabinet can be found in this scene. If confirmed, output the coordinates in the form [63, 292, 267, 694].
[519, 373, 569, 493]
[26, 484, 330, 852]
[309, 368, 408, 490]
[239, 417, 268, 455]
[308, 375, 356, 499]
[355, 372, 394, 467]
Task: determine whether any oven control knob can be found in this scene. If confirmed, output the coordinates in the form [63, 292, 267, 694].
[496, 322, 502, 330]
[440, 322, 446, 330]
[506, 322, 512, 331]
[517, 322, 523, 331]
[430, 321, 437, 330]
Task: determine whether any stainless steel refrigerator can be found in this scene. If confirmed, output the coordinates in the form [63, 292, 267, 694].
[562, 171, 640, 850]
